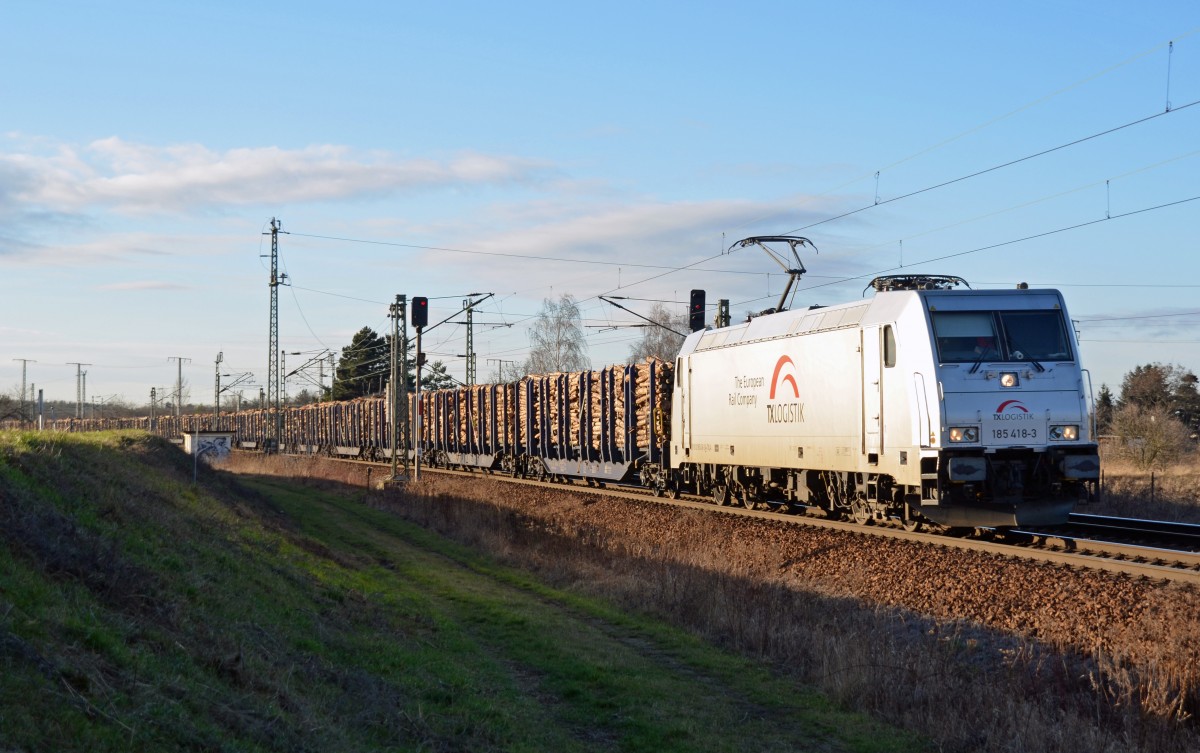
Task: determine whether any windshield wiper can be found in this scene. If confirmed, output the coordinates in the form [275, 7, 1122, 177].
[968, 346, 997, 374]
[1009, 347, 1045, 372]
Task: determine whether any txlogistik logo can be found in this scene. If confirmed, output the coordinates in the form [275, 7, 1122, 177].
[766, 355, 805, 424]
[993, 399, 1035, 421]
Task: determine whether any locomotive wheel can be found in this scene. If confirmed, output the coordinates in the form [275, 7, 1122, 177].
[666, 484, 680, 500]
[713, 484, 730, 506]
[851, 498, 871, 525]
[740, 491, 756, 511]
[652, 485, 663, 498]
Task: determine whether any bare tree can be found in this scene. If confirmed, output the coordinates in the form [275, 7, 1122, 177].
[626, 302, 687, 363]
[1108, 403, 1193, 470]
[524, 294, 590, 374]
[0, 393, 21, 421]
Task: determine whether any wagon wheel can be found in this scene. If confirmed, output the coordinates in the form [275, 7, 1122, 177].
[901, 513, 921, 532]
[739, 489, 756, 511]
[851, 497, 872, 525]
[666, 480, 680, 500]
[712, 483, 730, 507]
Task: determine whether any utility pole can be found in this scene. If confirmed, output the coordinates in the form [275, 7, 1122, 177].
[487, 358, 517, 383]
[452, 294, 492, 385]
[12, 358, 35, 424]
[66, 363, 90, 419]
[717, 299, 731, 328]
[414, 325, 422, 482]
[412, 296, 428, 481]
[327, 353, 336, 399]
[263, 218, 288, 450]
[168, 356, 190, 417]
[388, 294, 409, 479]
[463, 298, 476, 385]
[150, 388, 157, 432]
[214, 352, 223, 418]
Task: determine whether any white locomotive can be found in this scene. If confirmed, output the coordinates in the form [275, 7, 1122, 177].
[670, 244, 1099, 530]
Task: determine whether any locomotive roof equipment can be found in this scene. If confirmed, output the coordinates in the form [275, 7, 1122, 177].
[865, 275, 970, 293]
[731, 235, 817, 314]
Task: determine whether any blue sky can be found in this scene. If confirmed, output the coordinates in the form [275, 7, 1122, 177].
[2, 1, 1198, 408]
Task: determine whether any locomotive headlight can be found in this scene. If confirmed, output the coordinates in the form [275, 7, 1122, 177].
[999, 372, 1019, 388]
[1049, 424, 1079, 441]
[948, 426, 979, 443]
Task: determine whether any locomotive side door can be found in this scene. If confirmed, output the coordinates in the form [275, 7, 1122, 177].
[677, 356, 692, 454]
[862, 325, 883, 460]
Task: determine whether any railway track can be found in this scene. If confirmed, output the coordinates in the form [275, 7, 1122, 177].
[294, 452, 1200, 586]
[1059, 512, 1200, 549]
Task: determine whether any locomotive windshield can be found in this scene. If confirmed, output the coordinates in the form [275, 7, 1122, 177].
[931, 310, 1073, 363]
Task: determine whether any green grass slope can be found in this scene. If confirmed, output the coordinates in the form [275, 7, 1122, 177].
[0, 431, 923, 752]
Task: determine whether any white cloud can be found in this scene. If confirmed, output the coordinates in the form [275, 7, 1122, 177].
[467, 196, 847, 259]
[0, 136, 552, 215]
[95, 280, 189, 291]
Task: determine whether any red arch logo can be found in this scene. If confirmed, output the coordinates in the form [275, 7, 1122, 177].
[995, 400, 1029, 413]
[770, 355, 799, 399]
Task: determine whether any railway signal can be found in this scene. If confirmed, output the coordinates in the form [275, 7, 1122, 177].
[689, 289, 706, 332]
[412, 296, 428, 328]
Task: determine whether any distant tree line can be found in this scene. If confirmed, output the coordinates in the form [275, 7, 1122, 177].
[1097, 362, 1200, 468]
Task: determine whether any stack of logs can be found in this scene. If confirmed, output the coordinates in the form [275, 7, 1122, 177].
[415, 358, 673, 458]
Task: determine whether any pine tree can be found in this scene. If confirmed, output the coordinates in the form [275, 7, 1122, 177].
[1095, 384, 1115, 433]
[420, 360, 457, 391]
[332, 327, 389, 400]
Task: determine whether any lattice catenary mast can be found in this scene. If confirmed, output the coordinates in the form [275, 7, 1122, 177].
[263, 218, 287, 448]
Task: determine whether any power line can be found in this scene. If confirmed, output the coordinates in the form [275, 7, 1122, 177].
[282, 117, 1199, 324]
[1082, 339, 1200, 344]
[1077, 310, 1200, 323]
[777, 98, 1200, 237]
[725, 30, 1200, 235]
[732, 192, 1200, 307]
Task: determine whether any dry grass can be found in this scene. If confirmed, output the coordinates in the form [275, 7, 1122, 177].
[218, 453, 1200, 753]
[1092, 454, 1200, 522]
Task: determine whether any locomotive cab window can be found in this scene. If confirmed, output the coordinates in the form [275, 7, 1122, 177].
[998, 310, 1073, 361]
[931, 310, 1073, 363]
[932, 312, 997, 362]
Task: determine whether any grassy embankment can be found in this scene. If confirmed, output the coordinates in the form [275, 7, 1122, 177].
[224, 452, 1200, 753]
[0, 430, 920, 752]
